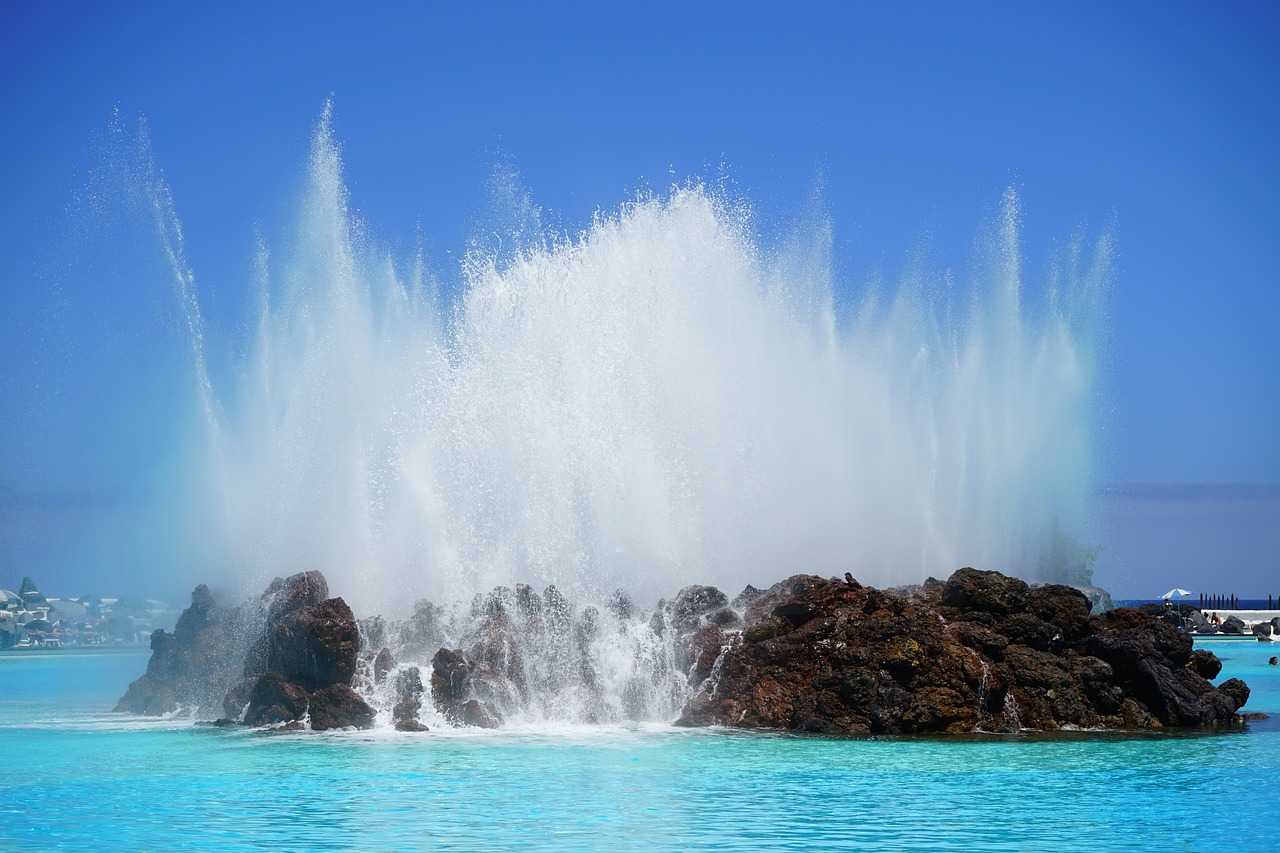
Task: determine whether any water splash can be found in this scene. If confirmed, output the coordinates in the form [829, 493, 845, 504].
[131, 105, 1108, 614]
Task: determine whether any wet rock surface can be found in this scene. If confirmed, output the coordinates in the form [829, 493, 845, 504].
[677, 568, 1250, 734]
[120, 571, 373, 731]
[123, 566, 1251, 736]
[309, 684, 376, 730]
[241, 672, 309, 727]
[267, 596, 359, 690]
[393, 666, 428, 731]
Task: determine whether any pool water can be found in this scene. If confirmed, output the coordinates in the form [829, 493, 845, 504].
[1, 640, 1276, 851]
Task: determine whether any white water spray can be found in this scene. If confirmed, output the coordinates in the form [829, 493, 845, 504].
[139, 106, 1107, 615]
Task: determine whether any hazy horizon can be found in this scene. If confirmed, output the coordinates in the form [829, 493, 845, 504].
[4, 481, 1276, 604]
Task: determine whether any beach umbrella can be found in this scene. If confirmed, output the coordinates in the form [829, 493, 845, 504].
[1161, 588, 1194, 600]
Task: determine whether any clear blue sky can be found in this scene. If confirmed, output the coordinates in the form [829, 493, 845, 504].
[1, 2, 1277, 597]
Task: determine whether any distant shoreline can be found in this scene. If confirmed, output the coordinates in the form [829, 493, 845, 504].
[0, 646, 148, 657]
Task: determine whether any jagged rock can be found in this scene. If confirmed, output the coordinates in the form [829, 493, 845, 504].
[1221, 615, 1246, 635]
[668, 585, 729, 632]
[731, 585, 763, 610]
[676, 569, 1248, 734]
[242, 673, 309, 726]
[268, 597, 359, 690]
[1252, 622, 1273, 638]
[1027, 585, 1092, 640]
[941, 568, 1029, 616]
[115, 585, 258, 716]
[262, 571, 329, 621]
[373, 647, 394, 684]
[393, 666, 426, 731]
[430, 647, 505, 727]
[461, 699, 501, 728]
[686, 625, 726, 686]
[1215, 678, 1250, 711]
[1187, 649, 1223, 679]
[430, 648, 471, 716]
[309, 684, 376, 730]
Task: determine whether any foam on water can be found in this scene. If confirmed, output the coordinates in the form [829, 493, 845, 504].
[127, 103, 1108, 615]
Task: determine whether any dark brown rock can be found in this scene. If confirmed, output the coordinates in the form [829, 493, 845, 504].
[262, 571, 330, 622]
[429, 647, 505, 727]
[268, 597, 359, 690]
[308, 683, 375, 730]
[242, 673, 309, 726]
[1187, 649, 1223, 679]
[941, 568, 1029, 616]
[677, 568, 1248, 734]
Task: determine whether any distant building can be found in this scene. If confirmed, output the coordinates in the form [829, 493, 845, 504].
[18, 576, 46, 607]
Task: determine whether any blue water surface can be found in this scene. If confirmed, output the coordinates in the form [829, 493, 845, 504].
[1, 640, 1276, 852]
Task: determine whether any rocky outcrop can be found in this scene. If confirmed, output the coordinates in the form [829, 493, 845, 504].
[1187, 649, 1222, 679]
[115, 585, 258, 716]
[119, 570, 374, 731]
[393, 666, 428, 731]
[430, 647, 503, 728]
[122, 565, 1250, 737]
[677, 568, 1249, 734]
[309, 684, 376, 731]
[241, 672, 309, 726]
[266, 596, 360, 690]
[238, 572, 373, 729]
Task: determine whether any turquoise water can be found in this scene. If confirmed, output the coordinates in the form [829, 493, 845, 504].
[2, 641, 1276, 851]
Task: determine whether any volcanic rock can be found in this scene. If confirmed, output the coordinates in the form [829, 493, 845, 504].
[676, 568, 1249, 733]
[373, 647, 395, 684]
[241, 672, 309, 726]
[1187, 649, 1223, 679]
[267, 597, 359, 690]
[393, 666, 427, 732]
[430, 647, 505, 727]
[309, 684, 376, 730]
[1221, 615, 1246, 635]
[262, 570, 329, 621]
[668, 585, 729, 632]
[941, 568, 1029, 616]
[115, 584, 258, 716]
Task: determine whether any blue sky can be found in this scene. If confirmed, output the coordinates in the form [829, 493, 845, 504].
[1, 2, 1277, 597]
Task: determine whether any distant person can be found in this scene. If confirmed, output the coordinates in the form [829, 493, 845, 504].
[1211, 612, 1221, 625]
[1269, 657, 1277, 666]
